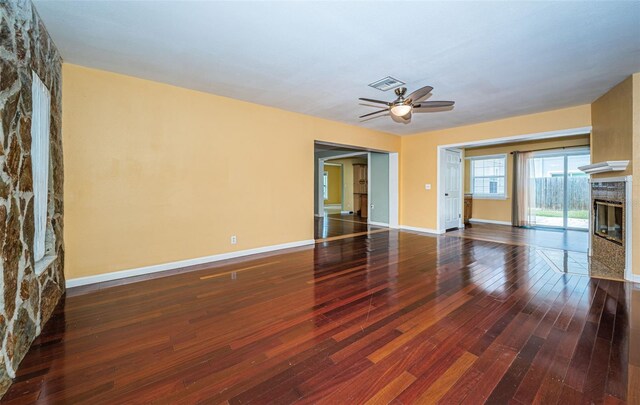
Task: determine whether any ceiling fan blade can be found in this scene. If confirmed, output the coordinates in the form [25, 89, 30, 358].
[405, 86, 433, 103]
[391, 111, 411, 123]
[359, 108, 390, 119]
[359, 97, 391, 106]
[361, 113, 390, 122]
[414, 101, 455, 110]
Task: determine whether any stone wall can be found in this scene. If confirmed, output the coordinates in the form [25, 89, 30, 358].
[0, 0, 64, 397]
[590, 180, 628, 282]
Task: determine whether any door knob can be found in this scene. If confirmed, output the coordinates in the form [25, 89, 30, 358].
[445, 193, 449, 196]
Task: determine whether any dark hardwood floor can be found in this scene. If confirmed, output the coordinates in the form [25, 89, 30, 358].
[314, 214, 380, 240]
[447, 223, 589, 253]
[3, 230, 638, 404]
[327, 213, 368, 224]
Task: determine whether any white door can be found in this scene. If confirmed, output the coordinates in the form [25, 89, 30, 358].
[444, 149, 461, 230]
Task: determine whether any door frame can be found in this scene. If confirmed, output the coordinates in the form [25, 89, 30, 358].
[368, 152, 397, 228]
[317, 151, 367, 217]
[367, 152, 371, 222]
[314, 141, 399, 228]
[435, 126, 592, 234]
[437, 147, 464, 232]
[322, 162, 344, 212]
[388, 152, 399, 229]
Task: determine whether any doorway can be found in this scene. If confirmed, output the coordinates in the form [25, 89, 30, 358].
[437, 128, 591, 236]
[317, 152, 369, 220]
[323, 162, 343, 214]
[529, 149, 590, 230]
[313, 142, 399, 239]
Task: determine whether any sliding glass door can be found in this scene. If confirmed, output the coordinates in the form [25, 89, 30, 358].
[530, 150, 590, 230]
[531, 155, 565, 228]
[566, 154, 590, 229]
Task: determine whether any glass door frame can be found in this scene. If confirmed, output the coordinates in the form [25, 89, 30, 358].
[530, 147, 590, 232]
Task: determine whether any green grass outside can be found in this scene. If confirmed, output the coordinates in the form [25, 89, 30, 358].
[532, 209, 589, 219]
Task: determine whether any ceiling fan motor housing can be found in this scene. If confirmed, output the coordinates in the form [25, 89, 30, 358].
[394, 87, 407, 98]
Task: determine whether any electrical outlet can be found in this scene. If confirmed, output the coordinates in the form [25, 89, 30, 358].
[425, 184, 432, 190]
[230, 235, 237, 245]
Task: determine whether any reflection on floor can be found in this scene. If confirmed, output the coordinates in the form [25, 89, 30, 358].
[5, 230, 636, 403]
[447, 223, 625, 281]
[314, 213, 376, 240]
[535, 216, 589, 229]
[537, 248, 590, 275]
[447, 223, 588, 253]
[327, 213, 367, 224]
[536, 249, 625, 281]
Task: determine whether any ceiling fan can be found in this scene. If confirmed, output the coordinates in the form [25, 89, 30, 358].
[359, 86, 454, 123]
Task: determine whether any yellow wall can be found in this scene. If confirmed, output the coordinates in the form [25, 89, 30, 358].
[323, 164, 342, 205]
[400, 105, 591, 230]
[463, 135, 590, 223]
[591, 76, 634, 178]
[62, 64, 400, 279]
[62, 62, 640, 279]
[324, 157, 366, 211]
[591, 74, 640, 275]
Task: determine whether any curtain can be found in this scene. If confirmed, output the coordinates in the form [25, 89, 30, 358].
[31, 72, 51, 262]
[512, 151, 536, 227]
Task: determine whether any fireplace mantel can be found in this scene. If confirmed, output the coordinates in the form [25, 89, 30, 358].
[578, 160, 629, 174]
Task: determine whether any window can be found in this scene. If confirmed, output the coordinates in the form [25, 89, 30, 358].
[30, 72, 51, 262]
[323, 171, 328, 199]
[470, 155, 507, 199]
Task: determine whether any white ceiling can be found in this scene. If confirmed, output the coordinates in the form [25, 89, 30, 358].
[33, 1, 640, 135]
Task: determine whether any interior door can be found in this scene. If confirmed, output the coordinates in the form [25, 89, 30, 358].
[370, 152, 389, 224]
[444, 149, 461, 230]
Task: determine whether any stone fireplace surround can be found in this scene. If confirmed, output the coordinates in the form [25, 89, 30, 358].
[589, 176, 632, 280]
[0, 1, 65, 397]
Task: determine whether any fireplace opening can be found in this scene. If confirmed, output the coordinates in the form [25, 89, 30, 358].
[594, 200, 623, 245]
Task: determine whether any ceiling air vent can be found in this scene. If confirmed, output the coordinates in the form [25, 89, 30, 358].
[368, 76, 405, 91]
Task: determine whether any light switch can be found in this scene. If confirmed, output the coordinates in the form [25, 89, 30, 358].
[425, 184, 432, 190]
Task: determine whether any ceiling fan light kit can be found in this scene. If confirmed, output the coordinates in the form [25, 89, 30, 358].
[390, 104, 412, 117]
[359, 85, 454, 123]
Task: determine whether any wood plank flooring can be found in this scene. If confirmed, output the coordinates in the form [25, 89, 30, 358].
[446, 223, 589, 253]
[3, 229, 637, 404]
[314, 214, 378, 239]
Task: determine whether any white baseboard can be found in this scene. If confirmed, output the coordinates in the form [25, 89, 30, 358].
[627, 272, 640, 283]
[469, 218, 512, 226]
[399, 225, 445, 235]
[369, 221, 389, 227]
[340, 210, 352, 214]
[66, 239, 315, 288]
